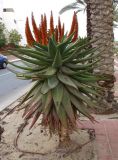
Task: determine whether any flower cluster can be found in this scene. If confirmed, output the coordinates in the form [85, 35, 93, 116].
[25, 11, 78, 46]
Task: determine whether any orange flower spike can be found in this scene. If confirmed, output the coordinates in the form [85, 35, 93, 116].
[44, 13, 47, 32]
[50, 11, 54, 36]
[72, 15, 78, 42]
[39, 15, 44, 44]
[55, 25, 58, 42]
[41, 14, 45, 45]
[25, 17, 35, 46]
[39, 25, 42, 44]
[58, 17, 62, 42]
[44, 13, 48, 45]
[31, 13, 40, 42]
[41, 14, 44, 28]
[68, 12, 76, 37]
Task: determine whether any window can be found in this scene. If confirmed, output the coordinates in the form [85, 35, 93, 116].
[3, 8, 14, 12]
[14, 19, 17, 24]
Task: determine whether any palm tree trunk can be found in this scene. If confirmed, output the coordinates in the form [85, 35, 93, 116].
[86, 0, 92, 40]
[90, 0, 115, 106]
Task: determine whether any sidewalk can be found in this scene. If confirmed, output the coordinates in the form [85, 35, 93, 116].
[7, 55, 20, 62]
[78, 120, 118, 160]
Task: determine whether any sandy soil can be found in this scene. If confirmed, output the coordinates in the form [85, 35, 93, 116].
[0, 101, 97, 160]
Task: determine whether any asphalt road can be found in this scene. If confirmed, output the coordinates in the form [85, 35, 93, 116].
[0, 61, 32, 111]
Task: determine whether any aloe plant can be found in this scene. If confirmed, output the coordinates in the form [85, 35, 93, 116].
[9, 12, 105, 146]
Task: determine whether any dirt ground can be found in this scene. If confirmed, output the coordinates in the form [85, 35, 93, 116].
[0, 100, 98, 160]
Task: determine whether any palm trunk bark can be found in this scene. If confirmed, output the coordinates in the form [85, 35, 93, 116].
[90, 0, 115, 107]
[86, 0, 92, 40]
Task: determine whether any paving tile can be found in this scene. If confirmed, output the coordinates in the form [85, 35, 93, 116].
[98, 155, 113, 160]
[78, 120, 118, 160]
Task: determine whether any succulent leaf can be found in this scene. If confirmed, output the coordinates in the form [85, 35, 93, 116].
[57, 73, 78, 89]
[48, 38, 57, 58]
[52, 50, 62, 68]
[62, 88, 75, 124]
[42, 91, 52, 117]
[40, 80, 50, 94]
[52, 83, 64, 108]
[48, 76, 59, 89]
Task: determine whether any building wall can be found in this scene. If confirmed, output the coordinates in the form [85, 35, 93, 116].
[0, 0, 3, 21]
[0, 0, 17, 30]
[2, 0, 17, 31]
[0, 0, 25, 45]
[3, 11, 17, 31]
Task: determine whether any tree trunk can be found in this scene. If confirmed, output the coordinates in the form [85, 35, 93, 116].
[59, 125, 71, 148]
[86, 0, 92, 40]
[90, 0, 115, 107]
[0, 126, 4, 142]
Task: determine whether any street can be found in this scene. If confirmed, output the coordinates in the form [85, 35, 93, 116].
[0, 61, 31, 111]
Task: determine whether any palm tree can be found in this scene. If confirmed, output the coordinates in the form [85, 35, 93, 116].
[90, 0, 115, 104]
[60, 0, 116, 107]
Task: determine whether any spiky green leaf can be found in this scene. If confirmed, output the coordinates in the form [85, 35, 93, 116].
[62, 88, 75, 123]
[57, 73, 78, 89]
[42, 91, 52, 117]
[40, 80, 50, 94]
[48, 38, 57, 58]
[48, 76, 59, 89]
[52, 50, 62, 68]
[70, 94, 95, 122]
[52, 83, 64, 109]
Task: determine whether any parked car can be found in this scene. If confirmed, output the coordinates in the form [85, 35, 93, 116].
[0, 54, 8, 69]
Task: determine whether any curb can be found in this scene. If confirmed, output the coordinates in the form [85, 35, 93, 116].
[9, 59, 20, 63]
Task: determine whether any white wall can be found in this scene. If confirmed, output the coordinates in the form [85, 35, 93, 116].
[2, 0, 17, 31]
[0, 0, 3, 21]
[3, 12, 17, 31]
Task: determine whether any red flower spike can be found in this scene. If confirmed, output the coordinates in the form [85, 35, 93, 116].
[39, 25, 42, 44]
[44, 14, 47, 31]
[31, 13, 40, 42]
[41, 14, 44, 28]
[50, 11, 54, 36]
[41, 14, 45, 45]
[58, 17, 62, 42]
[43, 13, 48, 45]
[72, 15, 78, 42]
[40, 14, 47, 45]
[25, 17, 35, 46]
[55, 25, 58, 42]
[68, 12, 76, 37]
